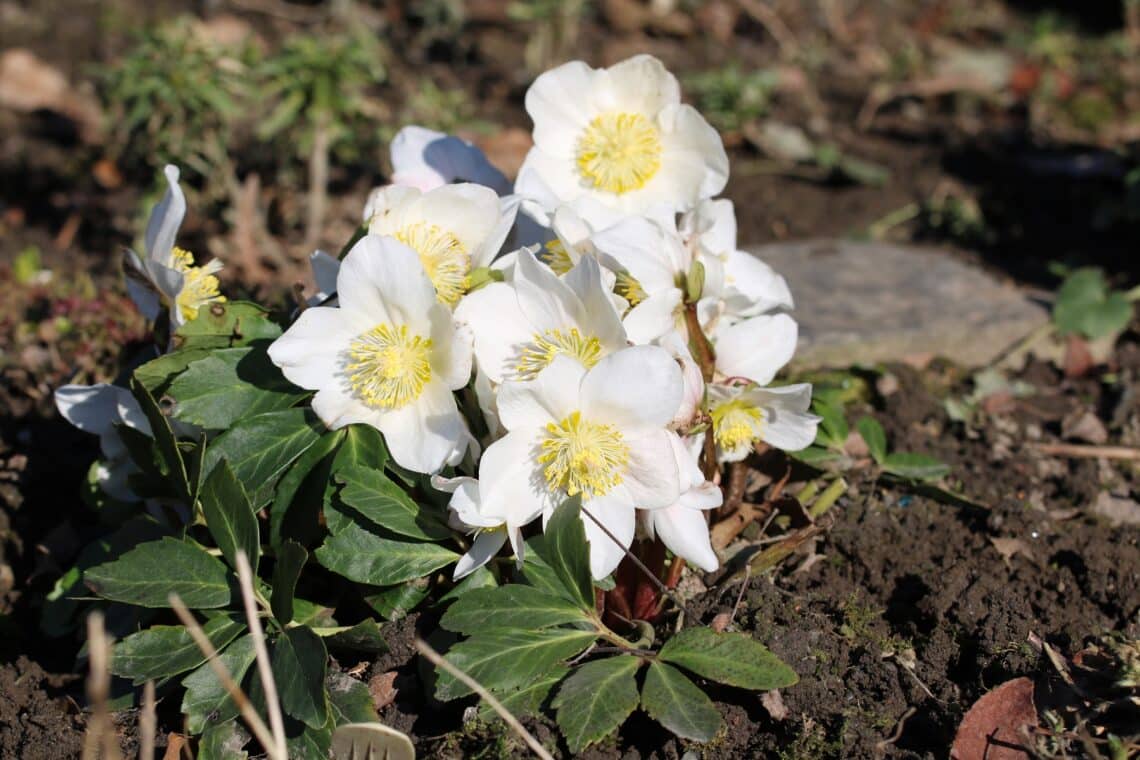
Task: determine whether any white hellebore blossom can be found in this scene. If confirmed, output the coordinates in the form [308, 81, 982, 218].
[389, 125, 511, 196]
[707, 383, 820, 463]
[125, 165, 225, 327]
[711, 312, 799, 387]
[432, 474, 523, 580]
[55, 383, 150, 502]
[267, 235, 473, 475]
[363, 183, 517, 308]
[469, 348, 684, 580]
[516, 54, 728, 218]
[641, 434, 723, 572]
[455, 248, 628, 385]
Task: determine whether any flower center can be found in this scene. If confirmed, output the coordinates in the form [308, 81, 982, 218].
[515, 328, 603, 380]
[576, 112, 663, 195]
[613, 271, 647, 307]
[345, 323, 433, 410]
[538, 411, 629, 498]
[395, 222, 470, 307]
[171, 247, 225, 323]
[538, 239, 575, 276]
[710, 399, 764, 454]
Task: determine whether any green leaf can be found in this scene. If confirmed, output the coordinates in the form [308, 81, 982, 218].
[518, 536, 578, 602]
[203, 409, 324, 508]
[790, 445, 841, 467]
[1053, 267, 1134, 339]
[855, 417, 888, 464]
[196, 721, 250, 760]
[438, 565, 497, 604]
[270, 540, 308, 625]
[332, 423, 388, 472]
[181, 634, 257, 733]
[813, 398, 848, 449]
[283, 718, 333, 760]
[334, 465, 450, 541]
[134, 348, 212, 394]
[129, 377, 191, 501]
[200, 461, 260, 574]
[478, 667, 567, 722]
[363, 579, 431, 621]
[269, 429, 344, 549]
[272, 626, 329, 729]
[658, 628, 798, 690]
[315, 522, 458, 586]
[111, 616, 243, 685]
[327, 671, 379, 725]
[441, 585, 592, 635]
[86, 537, 233, 609]
[315, 620, 389, 654]
[534, 497, 595, 611]
[641, 661, 721, 742]
[882, 452, 950, 482]
[434, 628, 597, 701]
[171, 301, 282, 351]
[170, 347, 307, 429]
[551, 656, 641, 752]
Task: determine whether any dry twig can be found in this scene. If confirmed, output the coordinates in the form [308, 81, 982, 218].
[235, 551, 287, 760]
[414, 638, 555, 760]
[81, 611, 122, 760]
[1027, 442, 1140, 461]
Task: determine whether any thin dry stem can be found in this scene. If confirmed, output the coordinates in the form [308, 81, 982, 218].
[235, 551, 287, 760]
[167, 595, 281, 759]
[139, 680, 156, 760]
[414, 638, 555, 760]
[1027, 442, 1140, 460]
[82, 611, 122, 760]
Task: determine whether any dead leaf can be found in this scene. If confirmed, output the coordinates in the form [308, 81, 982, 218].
[1061, 409, 1108, 445]
[162, 733, 187, 760]
[473, 127, 531, 181]
[368, 670, 399, 711]
[843, 430, 870, 459]
[0, 49, 103, 142]
[1063, 334, 1095, 378]
[695, 0, 740, 43]
[1092, 491, 1140, 526]
[989, 536, 1033, 567]
[951, 677, 1037, 760]
[761, 689, 789, 721]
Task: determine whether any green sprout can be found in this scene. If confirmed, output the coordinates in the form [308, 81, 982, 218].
[257, 29, 386, 248]
[99, 17, 252, 199]
[684, 65, 779, 133]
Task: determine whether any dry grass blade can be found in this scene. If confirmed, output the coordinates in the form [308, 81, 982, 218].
[1027, 442, 1140, 460]
[167, 594, 282, 760]
[234, 550, 288, 760]
[139, 680, 156, 760]
[414, 638, 554, 760]
[81, 611, 123, 760]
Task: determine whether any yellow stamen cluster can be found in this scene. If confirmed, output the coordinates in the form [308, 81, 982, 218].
[538, 411, 630, 498]
[171, 247, 225, 323]
[516, 328, 603, 380]
[576, 112, 663, 195]
[613, 270, 647, 307]
[345, 323, 432, 410]
[395, 222, 470, 307]
[710, 399, 764, 453]
[538, 239, 575, 276]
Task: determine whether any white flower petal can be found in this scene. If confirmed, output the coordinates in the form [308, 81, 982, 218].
[453, 529, 508, 580]
[714, 313, 798, 386]
[620, 429, 681, 509]
[651, 504, 718, 572]
[525, 60, 596, 153]
[144, 165, 186, 269]
[622, 289, 682, 345]
[338, 236, 437, 332]
[477, 431, 550, 527]
[377, 380, 463, 474]
[391, 126, 511, 195]
[309, 250, 341, 304]
[55, 384, 121, 436]
[596, 54, 680, 117]
[266, 307, 355, 390]
[580, 495, 636, 580]
[454, 282, 534, 384]
[513, 248, 584, 332]
[580, 346, 682, 431]
[497, 355, 585, 432]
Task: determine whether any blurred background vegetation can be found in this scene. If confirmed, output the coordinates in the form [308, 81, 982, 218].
[1, 0, 1140, 374]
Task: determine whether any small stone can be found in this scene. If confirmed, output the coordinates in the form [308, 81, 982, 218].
[747, 240, 1049, 368]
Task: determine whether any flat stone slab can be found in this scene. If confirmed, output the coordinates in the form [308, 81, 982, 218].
[748, 240, 1049, 368]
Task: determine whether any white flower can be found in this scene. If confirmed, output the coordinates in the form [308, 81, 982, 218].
[656, 330, 705, 429]
[473, 347, 683, 579]
[125, 165, 225, 327]
[432, 474, 522, 580]
[640, 434, 722, 572]
[267, 235, 473, 474]
[55, 383, 149, 502]
[707, 383, 820, 462]
[712, 313, 798, 387]
[454, 248, 628, 385]
[516, 55, 728, 217]
[363, 184, 517, 307]
[680, 199, 793, 322]
[307, 250, 341, 306]
[390, 125, 511, 195]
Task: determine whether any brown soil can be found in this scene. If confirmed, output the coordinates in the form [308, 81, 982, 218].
[0, 657, 84, 760]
